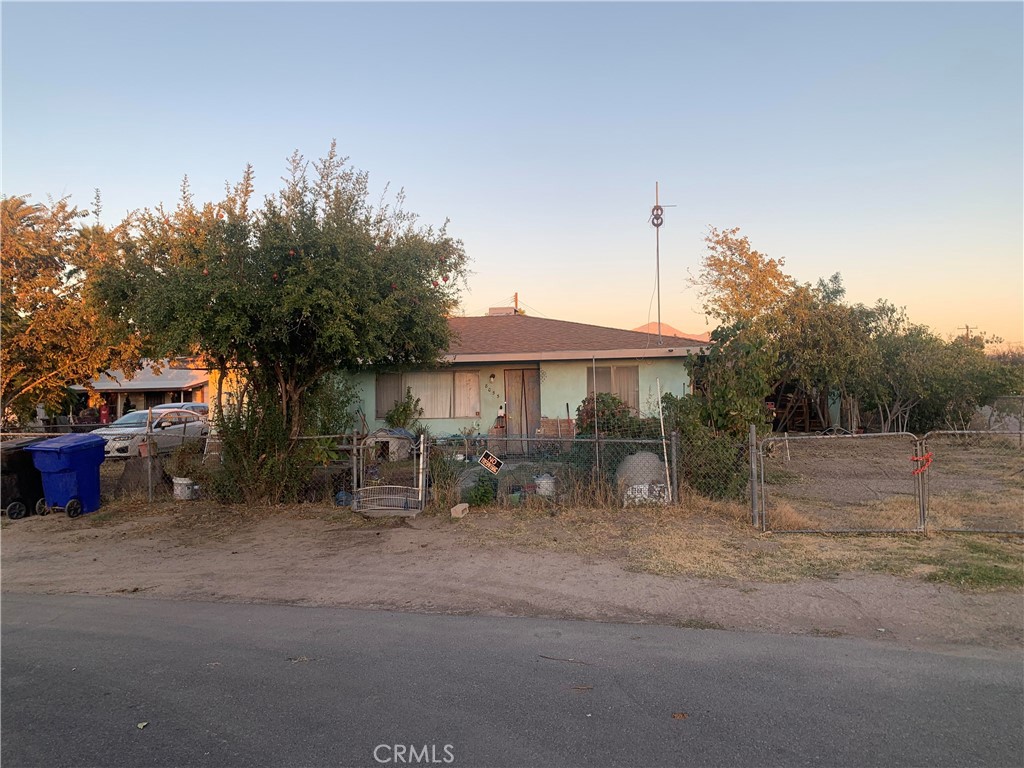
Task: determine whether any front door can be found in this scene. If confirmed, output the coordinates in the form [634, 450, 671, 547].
[504, 368, 541, 455]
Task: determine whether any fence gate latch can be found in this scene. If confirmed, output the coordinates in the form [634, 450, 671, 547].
[910, 451, 933, 475]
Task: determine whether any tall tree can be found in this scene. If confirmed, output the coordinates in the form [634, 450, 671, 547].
[97, 143, 467, 440]
[693, 226, 794, 324]
[776, 277, 876, 430]
[1, 195, 139, 425]
[860, 301, 946, 433]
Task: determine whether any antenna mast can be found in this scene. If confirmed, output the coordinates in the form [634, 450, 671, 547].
[651, 183, 665, 346]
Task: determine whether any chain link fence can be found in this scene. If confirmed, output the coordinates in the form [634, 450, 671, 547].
[9, 419, 1018, 532]
[427, 428, 753, 510]
[921, 431, 1024, 533]
[758, 433, 921, 532]
[428, 434, 674, 510]
[1, 425, 211, 510]
[759, 430, 1024, 534]
[3, 424, 753, 514]
[973, 395, 1024, 433]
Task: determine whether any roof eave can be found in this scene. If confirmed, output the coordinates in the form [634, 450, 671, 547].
[444, 346, 705, 364]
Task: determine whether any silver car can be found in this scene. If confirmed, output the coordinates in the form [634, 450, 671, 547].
[152, 402, 210, 419]
[93, 409, 209, 458]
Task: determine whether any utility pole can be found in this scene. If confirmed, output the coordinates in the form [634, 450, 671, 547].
[958, 324, 974, 340]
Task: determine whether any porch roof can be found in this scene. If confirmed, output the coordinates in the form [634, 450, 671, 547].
[71, 362, 209, 392]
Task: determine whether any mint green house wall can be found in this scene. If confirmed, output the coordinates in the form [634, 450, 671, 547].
[351, 364, 508, 438]
[351, 358, 691, 437]
[538, 359, 690, 420]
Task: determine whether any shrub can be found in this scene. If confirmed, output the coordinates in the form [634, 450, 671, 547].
[208, 389, 309, 504]
[662, 392, 750, 500]
[574, 393, 660, 438]
[385, 387, 423, 432]
[428, 448, 464, 510]
[463, 474, 498, 506]
[167, 441, 202, 479]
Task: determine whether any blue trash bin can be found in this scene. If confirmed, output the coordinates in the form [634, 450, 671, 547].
[26, 434, 106, 518]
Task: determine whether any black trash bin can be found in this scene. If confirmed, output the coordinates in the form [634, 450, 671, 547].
[1, 437, 49, 520]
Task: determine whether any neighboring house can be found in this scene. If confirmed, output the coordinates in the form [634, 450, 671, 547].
[354, 308, 706, 451]
[72, 360, 210, 419]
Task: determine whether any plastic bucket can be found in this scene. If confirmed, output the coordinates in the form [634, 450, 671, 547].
[172, 477, 199, 500]
[534, 474, 555, 497]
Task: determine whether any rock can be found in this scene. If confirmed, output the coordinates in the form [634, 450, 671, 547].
[451, 503, 469, 519]
[614, 451, 666, 487]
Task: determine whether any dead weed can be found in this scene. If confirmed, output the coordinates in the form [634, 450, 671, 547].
[459, 499, 1024, 589]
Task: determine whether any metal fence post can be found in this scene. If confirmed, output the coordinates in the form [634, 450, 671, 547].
[749, 424, 758, 527]
[670, 430, 680, 504]
[146, 430, 154, 504]
[921, 438, 929, 536]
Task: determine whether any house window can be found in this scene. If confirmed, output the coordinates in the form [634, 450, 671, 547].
[587, 365, 640, 412]
[376, 372, 481, 419]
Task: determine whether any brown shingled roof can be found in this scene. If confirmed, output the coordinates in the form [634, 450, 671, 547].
[446, 315, 706, 360]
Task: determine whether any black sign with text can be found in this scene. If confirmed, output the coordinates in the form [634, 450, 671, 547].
[478, 450, 504, 475]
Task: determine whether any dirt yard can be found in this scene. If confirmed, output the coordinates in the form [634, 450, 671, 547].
[2, 499, 1022, 657]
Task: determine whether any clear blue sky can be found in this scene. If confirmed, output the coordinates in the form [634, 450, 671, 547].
[3, 1, 1022, 343]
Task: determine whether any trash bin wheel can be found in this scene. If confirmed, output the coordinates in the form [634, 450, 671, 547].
[36, 498, 49, 516]
[7, 501, 27, 520]
[65, 499, 83, 519]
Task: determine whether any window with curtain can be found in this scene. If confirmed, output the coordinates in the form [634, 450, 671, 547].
[376, 372, 480, 419]
[587, 365, 640, 412]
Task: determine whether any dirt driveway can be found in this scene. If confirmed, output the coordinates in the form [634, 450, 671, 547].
[2, 501, 1021, 658]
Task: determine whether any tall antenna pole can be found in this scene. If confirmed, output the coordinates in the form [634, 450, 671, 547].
[651, 183, 665, 346]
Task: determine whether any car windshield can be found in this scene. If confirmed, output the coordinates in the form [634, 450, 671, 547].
[156, 404, 206, 413]
[108, 411, 150, 427]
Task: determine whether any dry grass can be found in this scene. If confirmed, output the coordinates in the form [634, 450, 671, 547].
[457, 498, 1024, 590]
[24, 487, 1022, 592]
[927, 491, 1024, 531]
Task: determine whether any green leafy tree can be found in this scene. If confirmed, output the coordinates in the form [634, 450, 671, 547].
[689, 227, 1022, 435]
[776, 277, 876, 431]
[686, 321, 780, 436]
[98, 143, 467, 443]
[859, 301, 946, 433]
[910, 336, 1018, 432]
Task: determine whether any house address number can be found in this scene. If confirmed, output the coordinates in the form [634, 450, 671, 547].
[478, 450, 504, 475]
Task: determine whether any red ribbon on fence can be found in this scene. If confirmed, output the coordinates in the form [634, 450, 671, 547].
[910, 452, 933, 475]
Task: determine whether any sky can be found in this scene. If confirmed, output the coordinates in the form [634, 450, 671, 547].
[3, 1, 1022, 344]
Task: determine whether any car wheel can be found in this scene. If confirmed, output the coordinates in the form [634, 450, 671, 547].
[65, 499, 83, 519]
[36, 498, 50, 516]
[7, 501, 27, 520]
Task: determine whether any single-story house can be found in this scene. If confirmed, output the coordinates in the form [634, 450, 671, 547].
[72, 360, 210, 419]
[353, 308, 707, 451]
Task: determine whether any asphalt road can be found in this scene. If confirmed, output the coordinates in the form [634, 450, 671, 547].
[2, 594, 1021, 768]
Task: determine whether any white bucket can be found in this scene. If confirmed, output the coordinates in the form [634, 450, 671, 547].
[534, 474, 555, 498]
[172, 477, 199, 500]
